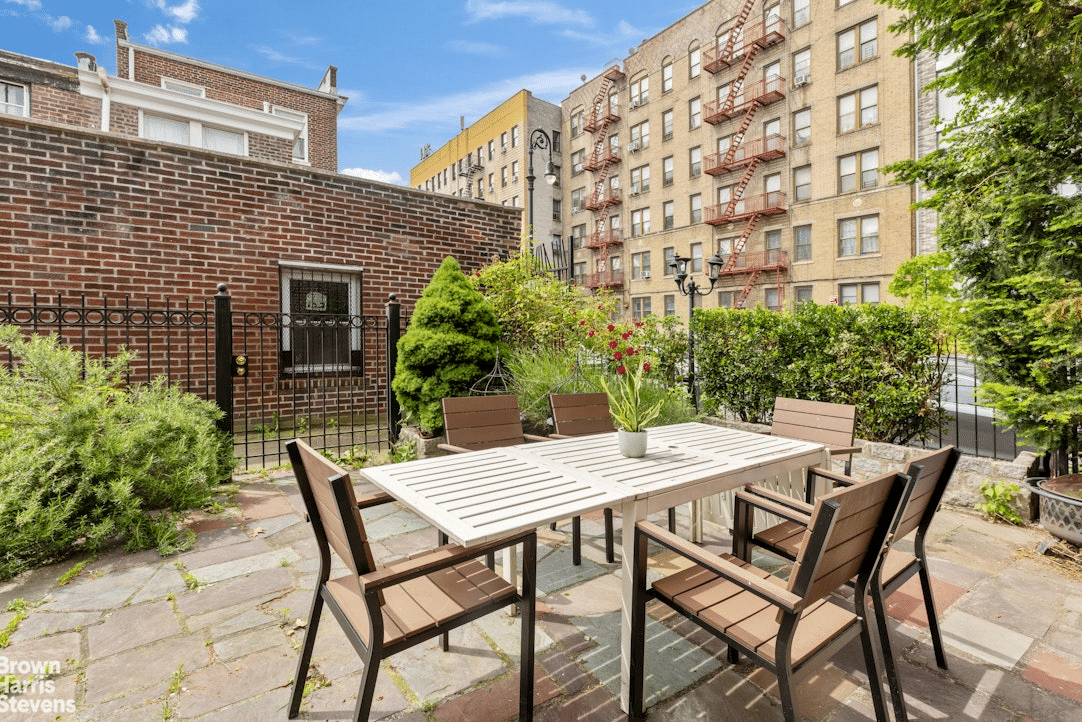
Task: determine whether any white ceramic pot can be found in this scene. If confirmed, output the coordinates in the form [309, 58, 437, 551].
[618, 429, 648, 458]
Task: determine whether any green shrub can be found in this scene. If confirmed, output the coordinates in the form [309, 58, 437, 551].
[0, 325, 235, 580]
[975, 480, 1025, 525]
[392, 257, 503, 434]
[693, 302, 949, 444]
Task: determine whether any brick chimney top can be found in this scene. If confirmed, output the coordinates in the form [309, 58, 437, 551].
[320, 65, 337, 94]
[114, 20, 128, 41]
[74, 52, 97, 71]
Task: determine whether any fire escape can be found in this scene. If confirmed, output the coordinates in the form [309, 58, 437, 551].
[464, 162, 484, 199]
[582, 65, 625, 290]
[702, 0, 788, 309]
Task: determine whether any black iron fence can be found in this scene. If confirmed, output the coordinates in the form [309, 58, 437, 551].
[1, 287, 403, 470]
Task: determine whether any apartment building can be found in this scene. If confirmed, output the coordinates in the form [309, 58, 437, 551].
[563, 0, 918, 321]
[410, 90, 563, 254]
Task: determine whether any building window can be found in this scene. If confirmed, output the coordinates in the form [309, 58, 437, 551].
[839, 282, 880, 305]
[573, 261, 586, 285]
[551, 130, 561, 153]
[662, 109, 674, 140]
[687, 97, 701, 130]
[793, 0, 810, 27]
[690, 242, 703, 272]
[689, 44, 701, 78]
[718, 291, 735, 308]
[689, 146, 702, 177]
[511, 196, 519, 207]
[488, 140, 495, 160]
[765, 288, 781, 312]
[794, 165, 811, 201]
[838, 214, 879, 256]
[765, 229, 782, 250]
[838, 19, 877, 70]
[632, 251, 652, 279]
[571, 187, 585, 213]
[552, 199, 562, 221]
[796, 285, 814, 305]
[663, 201, 675, 229]
[765, 171, 781, 194]
[161, 77, 204, 97]
[630, 75, 649, 107]
[793, 108, 811, 146]
[2, 81, 28, 116]
[632, 296, 652, 321]
[664, 294, 676, 316]
[690, 193, 702, 223]
[571, 148, 585, 175]
[662, 58, 674, 93]
[663, 156, 674, 185]
[839, 86, 878, 132]
[630, 164, 650, 194]
[793, 48, 811, 83]
[511, 125, 519, 147]
[795, 224, 812, 261]
[839, 149, 879, 192]
[202, 125, 244, 155]
[271, 106, 308, 162]
[664, 246, 675, 275]
[571, 109, 584, 137]
[143, 113, 191, 145]
[571, 223, 587, 249]
[281, 265, 362, 372]
[502, 166, 508, 187]
[487, 172, 494, 192]
[630, 120, 650, 151]
[631, 208, 651, 236]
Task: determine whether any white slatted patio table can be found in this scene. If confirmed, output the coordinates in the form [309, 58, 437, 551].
[359, 422, 827, 713]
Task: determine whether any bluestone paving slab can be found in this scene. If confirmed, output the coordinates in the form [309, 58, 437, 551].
[574, 610, 723, 708]
[8, 609, 100, 644]
[299, 609, 365, 680]
[173, 566, 293, 617]
[233, 485, 296, 521]
[390, 623, 510, 702]
[2, 673, 78, 722]
[363, 507, 432, 540]
[303, 668, 411, 721]
[646, 666, 784, 722]
[84, 634, 209, 705]
[0, 564, 60, 608]
[176, 536, 273, 572]
[213, 624, 292, 662]
[186, 525, 253, 552]
[129, 563, 187, 603]
[954, 564, 1066, 639]
[2, 630, 81, 673]
[172, 645, 295, 718]
[189, 547, 301, 585]
[41, 565, 156, 612]
[243, 511, 302, 538]
[939, 609, 1034, 668]
[535, 545, 608, 594]
[538, 569, 622, 616]
[373, 526, 440, 562]
[208, 606, 277, 639]
[190, 686, 292, 721]
[473, 607, 554, 659]
[88, 599, 182, 659]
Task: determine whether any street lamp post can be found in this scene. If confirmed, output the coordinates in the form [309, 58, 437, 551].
[526, 128, 557, 251]
[669, 251, 725, 409]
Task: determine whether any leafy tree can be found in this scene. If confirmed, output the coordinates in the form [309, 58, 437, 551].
[884, 0, 1082, 472]
[888, 252, 965, 338]
[392, 257, 502, 434]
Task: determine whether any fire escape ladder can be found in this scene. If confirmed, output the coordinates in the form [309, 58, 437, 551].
[721, 0, 757, 61]
[464, 163, 483, 198]
[721, 213, 763, 273]
[585, 75, 615, 132]
[722, 103, 761, 166]
[736, 268, 765, 308]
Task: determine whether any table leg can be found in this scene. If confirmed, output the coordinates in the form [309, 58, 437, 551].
[690, 499, 702, 543]
[503, 545, 519, 617]
[619, 497, 645, 713]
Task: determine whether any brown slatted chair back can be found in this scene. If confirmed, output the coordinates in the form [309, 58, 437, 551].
[788, 470, 908, 604]
[288, 438, 377, 580]
[442, 395, 526, 451]
[549, 392, 615, 437]
[895, 446, 958, 540]
[771, 396, 857, 452]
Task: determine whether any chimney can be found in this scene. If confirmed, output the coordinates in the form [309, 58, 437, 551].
[74, 53, 97, 71]
[114, 20, 128, 42]
[319, 65, 337, 93]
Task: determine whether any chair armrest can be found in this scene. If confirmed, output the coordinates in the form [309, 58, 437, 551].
[808, 466, 858, 488]
[359, 530, 536, 593]
[355, 491, 395, 510]
[437, 443, 472, 454]
[637, 521, 800, 612]
[738, 485, 814, 515]
[523, 434, 550, 443]
[734, 489, 812, 526]
[548, 433, 573, 439]
[828, 445, 862, 456]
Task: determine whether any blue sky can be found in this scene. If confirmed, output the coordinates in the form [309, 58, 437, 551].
[1, 0, 699, 184]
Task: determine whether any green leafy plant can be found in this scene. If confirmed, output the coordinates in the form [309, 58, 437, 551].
[598, 346, 663, 433]
[0, 325, 235, 580]
[976, 480, 1024, 525]
[389, 438, 417, 464]
[0, 598, 29, 648]
[392, 257, 503, 434]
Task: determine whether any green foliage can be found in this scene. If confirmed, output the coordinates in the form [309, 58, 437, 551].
[888, 253, 966, 338]
[0, 598, 28, 648]
[598, 351, 663, 433]
[693, 303, 949, 444]
[883, 0, 1082, 473]
[389, 438, 417, 464]
[0, 326, 235, 580]
[392, 257, 503, 434]
[975, 480, 1024, 525]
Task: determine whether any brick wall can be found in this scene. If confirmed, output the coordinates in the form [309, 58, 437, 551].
[0, 114, 520, 314]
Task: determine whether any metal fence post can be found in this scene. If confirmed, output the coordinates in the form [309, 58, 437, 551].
[214, 283, 233, 437]
[386, 293, 401, 443]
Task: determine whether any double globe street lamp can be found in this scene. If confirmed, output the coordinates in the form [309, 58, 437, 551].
[669, 250, 726, 409]
[526, 128, 557, 251]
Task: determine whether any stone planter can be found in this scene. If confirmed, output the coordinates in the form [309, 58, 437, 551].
[398, 425, 445, 459]
[618, 429, 648, 458]
[1027, 474, 1082, 546]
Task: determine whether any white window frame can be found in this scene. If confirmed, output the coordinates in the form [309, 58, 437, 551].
[141, 111, 249, 156]
[271, 105, 309, 164]
[2, 80, 29, 117]
[161, 77, 205, 97]
[280, 262, 363, 373]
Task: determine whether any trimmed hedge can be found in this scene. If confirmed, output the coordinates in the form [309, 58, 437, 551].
[693, 302, 949, 444]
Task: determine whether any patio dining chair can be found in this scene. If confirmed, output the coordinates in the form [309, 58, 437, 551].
[630, 468, 916, 722]
[732, 445, 960, 722]
[770, 397, 861, 496]
[549, 392, 618, 563]
[286, 439, 537, 722]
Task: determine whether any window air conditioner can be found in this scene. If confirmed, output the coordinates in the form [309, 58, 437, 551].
[627, 141, 640, 153]
[512, 174, 518, 182]
[629, 99, 640, 109]
[629, 184, 640, 195]
[641, 270, 651, 279]
[793, 74, 810, 86]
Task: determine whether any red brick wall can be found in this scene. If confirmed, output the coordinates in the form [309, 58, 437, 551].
[123, 48, 340, 172]
[31, 85, 100, 130]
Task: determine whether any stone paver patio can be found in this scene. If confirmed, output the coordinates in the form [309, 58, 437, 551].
[0, 467, 1080, 721]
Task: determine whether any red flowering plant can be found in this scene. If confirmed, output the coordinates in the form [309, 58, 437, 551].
[598, 341, 663, 432]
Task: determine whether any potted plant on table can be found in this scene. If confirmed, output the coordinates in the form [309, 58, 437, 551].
[599, 343, 663, 458]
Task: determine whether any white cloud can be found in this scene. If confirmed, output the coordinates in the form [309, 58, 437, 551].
[155, 0, 200, 24]
[47, 14, 71, 31]
[562, 19, 643, 47]
[341, 168, 405, 185]
[339, 68, 591, 134]
[85, 24, 104, 44]
[5, 0, 42, 9]
[144, 24, 188, 44]
[464, 0, 592, 26]
[448, 39, 504, 57]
